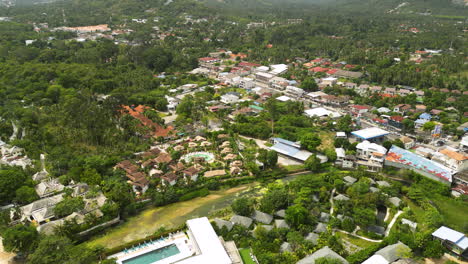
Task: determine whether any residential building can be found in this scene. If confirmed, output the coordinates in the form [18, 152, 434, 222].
[349, 105, 372, 116]
[363, 242, 411, 264]
[393, 104, 412, 115]
[285, 86, 304, 97]
[400, 136, 415, 149]
[432, 226, 468, 257]
[388, 115, 404, 130]
[355, 140, 387, 171]
[269, 76, 288, 90]
[220, 94, 240, 104]
[255, 72, 274, 84]
[297, 246, 348, 264]
[432, 147, 468, 173]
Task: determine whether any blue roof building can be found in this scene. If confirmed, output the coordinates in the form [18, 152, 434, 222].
[419, 113, 432, 120]
[385, 145, 453, 184]
[270, 138, 312, 162]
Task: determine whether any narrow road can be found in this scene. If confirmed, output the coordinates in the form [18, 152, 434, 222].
[385, 210, 403, 236]
[330, 188, 336, 215]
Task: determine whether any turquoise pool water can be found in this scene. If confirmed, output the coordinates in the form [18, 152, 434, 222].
[123, 244, 180, 264]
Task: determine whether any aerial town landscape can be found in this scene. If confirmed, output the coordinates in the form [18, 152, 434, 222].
[0, 0, 467, 263]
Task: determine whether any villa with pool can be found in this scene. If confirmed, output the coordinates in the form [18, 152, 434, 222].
[108, 217, 240, 264]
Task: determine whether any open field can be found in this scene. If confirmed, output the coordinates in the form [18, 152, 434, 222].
[336, 232, 379, 248]
[86, 183, 258, 249]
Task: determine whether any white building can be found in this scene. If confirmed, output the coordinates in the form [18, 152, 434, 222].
[220, 94, 240, 104]
[356, 140, 387, 160]
[255, 72, 274, 84]
[177, 217, 233, 264]
[239, 77, 255, 89]
[269, 64, 288, 75]
[321, 77, 337, 86]
[285, 86, 305, 97]
[276, 95, 292, 102]
[305, 107, 341, 118]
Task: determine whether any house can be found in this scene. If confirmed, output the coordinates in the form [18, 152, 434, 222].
[351, 127, 389, 143]
[251, 210, 273, 224]
[393, 104, 412, 114]
[155, 153, 172, 164]
[183, 166, 200, 182]
[35, 179, 65, 198]
[161, 172, 178, 186]
[213, 218, 234, 231]
[230, 215, 252, 228]
[356, 84, 370, 95]
[220, 94, 240, 104]
[400, 136, 415, 149]
[349, 105, 372, 116]
[321, 77, 337, 86]
[432, 226, 468, 256]
[363, 242, 411, 264]
[18, 194, 64, 224]
[297, 246, 349, 264]
[432, 147, 468, 173]
[388, 115, 405, 130]
[398, 89, 411, 96]
[275, 219, 290, 229]
[384, 87, 396, 96]
[415, 104, 427, 112]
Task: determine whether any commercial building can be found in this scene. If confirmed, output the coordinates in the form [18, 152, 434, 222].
[269, 138, 312, 162]
[351, 127, 389, 143]
[385, 146, 453, 185]
[432, 226, 468, 257]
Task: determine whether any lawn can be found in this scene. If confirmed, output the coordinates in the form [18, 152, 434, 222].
[336, 232, 379, 248]
[282, 164, 305, 172]
[317, 131, 334, 152]
[86, 183, 258, 249]
[239, 248, 256, 264]
[431, 195, 468, 231]
[404, 196, 468, 232]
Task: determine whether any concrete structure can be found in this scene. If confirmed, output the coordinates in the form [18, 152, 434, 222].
[305, 107, 341, 119]
[385, 146, 453, 184]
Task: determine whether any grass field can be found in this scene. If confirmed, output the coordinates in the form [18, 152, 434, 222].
[239, 248, 256, 264]
[404, 196, 468, 232]
[86, 183, 258, 249]
[431, 195, 468, 231]
[336, 232, 379, 248]
[282, 164, 305, 172]
[317, 131, 334, 152]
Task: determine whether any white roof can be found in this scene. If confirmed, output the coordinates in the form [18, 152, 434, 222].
[362, 255, 389, 264]
[322, 77, 338, 81]
[276, 95, 292, 102]
[377, 107, 391, 113]
[352, 127, 389, 140]
[335, 148, 345, 158]
[356, 140, 387, 154]
[256, 66, 269, 72]
[256, 72, 274, 79]
[305, 107, 341, 118]
[432, 226, 468, 250]
[269, 64, 288, 75]
[336, 132, 346, 137]
[307, 91, 327, 98]
[178, 217, 232, 264]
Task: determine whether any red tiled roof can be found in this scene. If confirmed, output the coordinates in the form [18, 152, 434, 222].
[351, 105, 371, 110]
[310, 67, 329, 72]
[390, 115, 404, 122]
[327, 69, 338, 75]
[121, 105, 174, 138]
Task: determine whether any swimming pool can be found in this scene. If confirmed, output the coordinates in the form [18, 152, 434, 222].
[181, 152, 215, 163]
[122, 244, 180, 264]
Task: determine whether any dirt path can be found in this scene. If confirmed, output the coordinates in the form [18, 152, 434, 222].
[86, 183, 257, 249]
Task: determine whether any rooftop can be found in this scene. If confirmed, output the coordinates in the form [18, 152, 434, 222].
[352, 127, 389, 140]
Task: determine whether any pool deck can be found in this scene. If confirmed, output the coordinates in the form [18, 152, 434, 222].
[110, 232, 195, 264]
